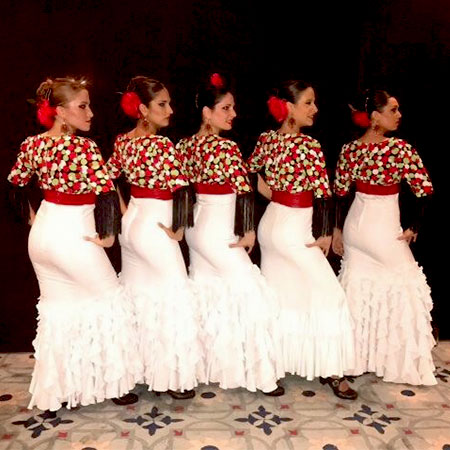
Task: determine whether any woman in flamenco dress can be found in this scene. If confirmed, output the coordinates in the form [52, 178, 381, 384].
[107, 76, 204, 399]
[176, 73, 284, 396]
[7, 77, 142, 413]
[247, 80, 357, 399]
[333, 89, 436, 385]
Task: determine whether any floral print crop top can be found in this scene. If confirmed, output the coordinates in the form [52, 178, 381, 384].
[106, 134, 189, 192]
[247, 130, 332, 198]
[176, 135, 252, 194]
[8, 134, 114, 194]
[334, 137, 433, 197]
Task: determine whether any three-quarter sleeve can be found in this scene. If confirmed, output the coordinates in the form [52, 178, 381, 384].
[400, 143, 433, 198]
[7, 138, 35, 187]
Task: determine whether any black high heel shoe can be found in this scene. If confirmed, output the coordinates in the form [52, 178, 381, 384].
[167, 389, 196, 400]
[319, 377, 358, 400]
[263, 382, 285, 397]
[112, 393, 139, 405]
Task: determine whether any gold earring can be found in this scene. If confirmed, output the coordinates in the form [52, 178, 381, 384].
[61, 119, 68, 134]
[288, 117, 296, 128]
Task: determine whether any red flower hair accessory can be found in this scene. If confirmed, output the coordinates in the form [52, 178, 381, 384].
[120, 92, 142, 119]
[210, 73, 224, 89]
[349, 104, 371, 128]
[267, 96, 288, 123]
[37, 99, 56, 129]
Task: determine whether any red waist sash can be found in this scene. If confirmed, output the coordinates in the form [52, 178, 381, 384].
[43, 190, 96, 205]
[356, 181, 400, 195]
[194, 183, 234, 195]
[272, 190, 314, 208]
[130, 185, 173, 200]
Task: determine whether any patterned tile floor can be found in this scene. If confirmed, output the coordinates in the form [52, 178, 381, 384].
[0, 343, 449, 450]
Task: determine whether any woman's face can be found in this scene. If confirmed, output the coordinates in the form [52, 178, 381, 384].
[204, 92, 236, 133]
[289, 87, 318, 128]
[57, 89, 93, 132]
[372, 97, 402, 132]
[143, 88, 173, 130]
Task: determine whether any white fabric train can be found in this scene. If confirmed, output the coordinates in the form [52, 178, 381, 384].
[258, 201, 356, 380]
[119, 196, 205, 392]
[186, 193, 283, 393]
[339, 192, 436, 385]
[28, 200, 142, 411]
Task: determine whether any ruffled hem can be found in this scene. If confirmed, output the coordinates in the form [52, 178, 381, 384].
[28, 287, 143, 411]
[278, 299, 356, 380]
[339, 259, 436, 385]
[191, 264, 283, 392]
[124, 279, 206, 392]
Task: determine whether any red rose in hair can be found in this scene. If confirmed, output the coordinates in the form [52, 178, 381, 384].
[120, 92, 142, 119]
[210, 73, 224, 89]
[37, 99, 56, 129]
[348, 104, 371, 128]
[267, 96, 288, 123]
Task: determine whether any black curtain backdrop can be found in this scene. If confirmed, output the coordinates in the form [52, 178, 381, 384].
[1, 0, 448, 350]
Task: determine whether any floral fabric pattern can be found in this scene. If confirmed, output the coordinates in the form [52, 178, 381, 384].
[8, 134, 114, 194]
[107, 134, 189, 192]
[247, 130, 332, 198]
[176, 134, 252, 194]
[334, 137, 433, 197]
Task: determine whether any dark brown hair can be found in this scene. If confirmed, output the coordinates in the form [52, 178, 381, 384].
[126, 76, 165, 106]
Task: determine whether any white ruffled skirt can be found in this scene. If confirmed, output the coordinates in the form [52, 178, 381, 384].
[119, 197, 205, 392]
[28, 200, 142, 412]
[339, 192, 436, 385]
[186, 193, 283, 393]
[258, 201, 355, 380]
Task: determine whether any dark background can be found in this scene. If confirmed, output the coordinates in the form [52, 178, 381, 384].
[1, 0, 448, 350]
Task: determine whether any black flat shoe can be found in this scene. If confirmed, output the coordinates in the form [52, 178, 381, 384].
[112, 393, 139, 405]
[167, 389, 195, 400]
[263, 384, 285, 397]
[319, 377, 358, 400]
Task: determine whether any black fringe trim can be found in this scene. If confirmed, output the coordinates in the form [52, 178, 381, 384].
[400, 193, 432, 233]
[94, 191, 121, 238]
[312, 197, 334, 238]
[234, 192, 255, 237]
[172, 186, 194, 232]
[6, 183, 30, 223]
[335, 193, 353, 230]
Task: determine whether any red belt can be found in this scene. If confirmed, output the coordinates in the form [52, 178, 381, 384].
[43, 190, 96, 205]
[194, 183, 234, 195]
[272, 190, 314, 208]
[356, 181, 400, 195]
[130, 185, 173, 200]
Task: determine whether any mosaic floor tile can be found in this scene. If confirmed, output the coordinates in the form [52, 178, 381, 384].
[0, 343, 450, 449]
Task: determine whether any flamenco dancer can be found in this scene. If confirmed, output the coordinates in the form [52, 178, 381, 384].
[107, 76, 204, 399]
[247, 80, 357, 399]
[176, 73, 284, 396]
[7, 77, 141, 412]
[333, 89, 436, 385]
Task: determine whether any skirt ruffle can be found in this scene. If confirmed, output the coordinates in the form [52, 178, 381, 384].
[126, 279, 206, 392]
[28, 287, 142, 411]
[191, 263, 283, 393]
[339, 259, 436, 385]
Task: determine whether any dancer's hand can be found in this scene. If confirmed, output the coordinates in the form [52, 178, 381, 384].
[257, 174, 272, 200]
[229, 230, 256, 254]
[306, 235, 332, 257]
[28, 205, 36, 226]
[332, 227, 344, 256]
[158, 223, 184, 241]
[84, 234, 115, 248]
[397, 228, 417, 245]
